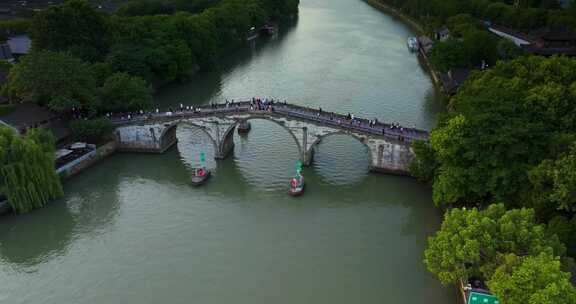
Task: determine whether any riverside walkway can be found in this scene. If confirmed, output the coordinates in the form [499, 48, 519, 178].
[112, 100, 429, 175]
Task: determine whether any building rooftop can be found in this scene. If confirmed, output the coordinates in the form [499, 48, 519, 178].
[7, 35, 31, 55]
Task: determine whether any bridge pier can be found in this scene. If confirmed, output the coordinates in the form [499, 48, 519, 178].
[302, 148, 314, 166]
[215, 123, 235, 159]
[237, 119, 251, 134]
[368, 142, 414, 175]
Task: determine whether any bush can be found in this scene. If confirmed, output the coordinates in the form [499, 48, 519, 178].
[70, 118, 114, 143]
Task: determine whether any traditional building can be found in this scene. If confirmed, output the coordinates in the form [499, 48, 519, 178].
[524, 27, 576, 56]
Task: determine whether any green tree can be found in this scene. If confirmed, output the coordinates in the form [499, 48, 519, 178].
[0, 127, 63, 213]
[529, 144, 576, 212]
[424, 204, 564, 285]
[497, 39, 524, 61]
[3, 51, 97, 113]
[99, 73, 153, 113]
[488, 253, 576, 304]
[409, 140, 438, 182]
[462, 30, 498, 67]
[70, 118, 114, 143]
[548, 215, 576, 258]
[30, 0, 108, 61]
[429, 39, 469, 72]
[418, 56, 576, 206]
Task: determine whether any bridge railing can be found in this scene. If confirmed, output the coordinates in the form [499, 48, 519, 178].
[109, 101, 430, 143]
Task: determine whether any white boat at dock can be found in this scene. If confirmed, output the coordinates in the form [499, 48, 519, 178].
[407, 37, 419, 52]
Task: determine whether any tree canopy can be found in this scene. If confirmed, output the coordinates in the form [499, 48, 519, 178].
[488, 253, 576, 304]
[385, 0, 576, 31]
[424, 204, 564, 285]
[30, 0, 109, 61]
[99, 72, 153, 113]
[3, 50, 97, 113]
[413, 56, 576, 207]
[0, 127, 63, 213]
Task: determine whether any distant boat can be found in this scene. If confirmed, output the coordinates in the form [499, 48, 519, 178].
[191, 152, 210, 186]
[191, 167, 211, 186]
[288, 174, 305, 196]
[247, 26, 259, 41]
[407, 37, 419, 52]
[288, 162, 305, 196]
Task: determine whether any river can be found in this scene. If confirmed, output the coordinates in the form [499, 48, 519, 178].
[0, 1, 453, 303]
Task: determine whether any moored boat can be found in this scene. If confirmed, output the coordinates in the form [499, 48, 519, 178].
[289, 162, 305, 196]
[407, 37, 419, 52]
[288, 174, 305, 196]
[191, 167, 211, 186]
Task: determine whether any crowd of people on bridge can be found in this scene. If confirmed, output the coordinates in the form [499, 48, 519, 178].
[105, 98, 427, 143]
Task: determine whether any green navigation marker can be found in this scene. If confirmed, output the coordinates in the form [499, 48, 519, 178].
[200, 152, 206, 163]
[468, 292, 499, 304]
[296, 161, 303, 173]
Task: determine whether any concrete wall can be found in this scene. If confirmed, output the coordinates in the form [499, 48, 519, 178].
[115, 124, 171, 153]
[57, 141, 117, 179]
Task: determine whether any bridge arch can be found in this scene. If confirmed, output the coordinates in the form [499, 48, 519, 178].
[236, 115, 305, 160]
[160, 121, 219, 155]
[308, 130, 374, 169]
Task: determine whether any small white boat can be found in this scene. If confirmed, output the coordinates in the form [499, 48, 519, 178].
[191, 167, 211, 186]
[407, 37, 419, 52]
[288, 174, 305, 197]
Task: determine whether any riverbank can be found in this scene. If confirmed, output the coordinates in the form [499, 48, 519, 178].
[361, 0, 425, 36]
[362, 0, 444, 95]
[0, 141, 117, 216]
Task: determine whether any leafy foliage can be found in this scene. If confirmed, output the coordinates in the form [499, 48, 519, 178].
[70, 118, 114, 143]
[30, 0, 109, 61]
[424, 204, 564, 285]
[409, 140, 437, 182]
[383, 0, 576, 31]
[530, 144, 576, 212]
[0, 127, 63, 213]
[99, 73, 153, 113]
[3, 50, 97, 113]
[430, 29, 498, 72]
[413, 56, 576, 206]
[488, 253, 576, 304]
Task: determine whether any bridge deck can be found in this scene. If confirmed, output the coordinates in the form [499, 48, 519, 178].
[110, 101, 429, 143]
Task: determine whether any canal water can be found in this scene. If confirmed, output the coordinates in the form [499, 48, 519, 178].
[0, 1, 452, 303]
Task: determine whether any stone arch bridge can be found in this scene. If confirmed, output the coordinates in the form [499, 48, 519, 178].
[112, 101, 429, 175]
